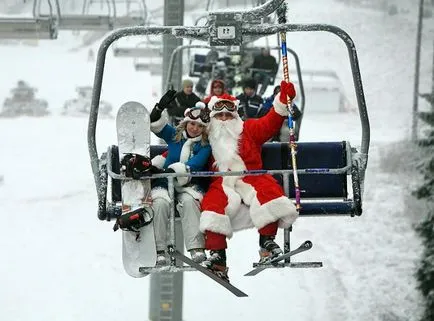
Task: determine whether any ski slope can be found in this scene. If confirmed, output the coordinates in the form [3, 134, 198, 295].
[0, 0, 433, 320]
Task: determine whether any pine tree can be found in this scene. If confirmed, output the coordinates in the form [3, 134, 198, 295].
[414, 90, 434, 321]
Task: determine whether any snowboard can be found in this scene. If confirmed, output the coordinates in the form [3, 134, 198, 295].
[116, 101, 156, 278]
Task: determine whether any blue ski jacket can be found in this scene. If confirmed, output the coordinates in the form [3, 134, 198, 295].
[150, 117, 211, 198]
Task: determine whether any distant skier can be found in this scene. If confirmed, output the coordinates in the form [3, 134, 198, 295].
[199, 80, 299, 281]
[149, 90, 212, 266]
[88, 49, 95, 62]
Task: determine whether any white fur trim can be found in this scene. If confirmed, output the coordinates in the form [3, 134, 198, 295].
[168, 162, 190, 186]
[151, 188, 171, 203]
[151, 155, 166, 169]
[273, 93, 289, 117]
[249, 195, 298, 229]
[150, 113, 168, 133]
[200, 211, 233, 238]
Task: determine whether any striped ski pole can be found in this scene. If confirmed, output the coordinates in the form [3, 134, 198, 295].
[277, 2, 301, 211]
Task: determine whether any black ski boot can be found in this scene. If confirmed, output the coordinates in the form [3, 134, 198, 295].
[259, 235, 283, 263]
[203, 249, 229, 282]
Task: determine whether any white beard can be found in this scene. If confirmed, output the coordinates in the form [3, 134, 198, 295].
[208, 117, 244, 171]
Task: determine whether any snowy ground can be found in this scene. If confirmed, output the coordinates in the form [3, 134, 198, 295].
[0, 0, 433, 320]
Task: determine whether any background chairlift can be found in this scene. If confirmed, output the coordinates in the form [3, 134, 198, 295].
[88, 0, 369, 281]
[111, 0, 148, 28]
[129, 40, 163, 74]
[289, 69, 350, 113]
[113, 38, 161, 57]
[134, 56, 163, 75]
[34, 0, 115, 31]
[34, 0, 147, 31]
[0, 17, 58, 39]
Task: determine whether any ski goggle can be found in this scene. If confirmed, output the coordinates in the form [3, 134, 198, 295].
[185, 107, 210, 123]
[212, 100, 236, 112]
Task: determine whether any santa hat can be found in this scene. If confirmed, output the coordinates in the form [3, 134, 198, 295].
[208, 94, 240, 119]
[180, 101, 209, 126]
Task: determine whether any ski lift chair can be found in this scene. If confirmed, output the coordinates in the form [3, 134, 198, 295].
[34, 0, 116, 31]
[88, 0, 369, 290]
[189, 54, 208, 77]
[112, 0, 147, 28]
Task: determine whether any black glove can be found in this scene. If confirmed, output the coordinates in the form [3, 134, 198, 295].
[157, 90, 177, 110]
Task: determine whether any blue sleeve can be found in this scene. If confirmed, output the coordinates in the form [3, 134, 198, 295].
[154, 124, 176, 144]
[185, 145, 211, 171]
[263, 96, 273, 110]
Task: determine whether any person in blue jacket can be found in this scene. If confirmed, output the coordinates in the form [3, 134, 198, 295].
[149, 90, 211, 266]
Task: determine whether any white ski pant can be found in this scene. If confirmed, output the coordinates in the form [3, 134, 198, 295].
[153, 192, 205, 252]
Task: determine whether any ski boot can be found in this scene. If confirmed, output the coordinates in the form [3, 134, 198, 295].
[202, 249, 229, 282]
[258, 235, 283, 263]
[189, 248, 207, 263]
[156, 250, 168, 267]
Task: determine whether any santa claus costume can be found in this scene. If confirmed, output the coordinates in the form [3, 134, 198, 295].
[199, 81, 299, 276]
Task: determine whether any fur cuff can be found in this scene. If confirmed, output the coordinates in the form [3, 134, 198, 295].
[273, 93, 289, 117]
[150, 114, 168, 133]
[168, 162, 191, 186]
[249, 195, 298, 229]
[200, 211, 233, 238]
[151, 155, 166, 169]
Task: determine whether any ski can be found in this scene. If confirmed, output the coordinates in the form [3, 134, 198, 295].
[171, 250, 248, 297]
[244, 240, 313, 276]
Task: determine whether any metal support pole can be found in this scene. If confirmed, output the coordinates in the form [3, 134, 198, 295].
[150, 2, 184, 320]
[161, 0, 184, 92]
[412, 0, 424, 141]
[432, 41, 434, 102]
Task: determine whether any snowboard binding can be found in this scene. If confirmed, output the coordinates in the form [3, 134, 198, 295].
[113, 206, 154, 233]
[120, 153, 153, 179]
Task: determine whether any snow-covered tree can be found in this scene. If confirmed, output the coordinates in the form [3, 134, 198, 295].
[414, 89, 434, 320]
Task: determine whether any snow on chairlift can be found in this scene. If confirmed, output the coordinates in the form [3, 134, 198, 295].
[87, 0, 370, 296]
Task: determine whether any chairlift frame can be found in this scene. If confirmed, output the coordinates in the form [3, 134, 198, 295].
[88, 0, 370, 279]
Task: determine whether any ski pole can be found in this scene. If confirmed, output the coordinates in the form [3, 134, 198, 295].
[277, 2, 301, 211]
